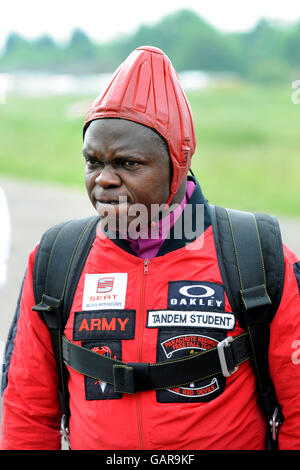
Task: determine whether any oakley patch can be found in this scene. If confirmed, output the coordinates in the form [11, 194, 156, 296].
[83, 340, 122, 400]
[156, 329, 226, 403]
[168, 281, 225, 311]
[147, 310, 235, 330]
[73, 310, 135, 341]
[82, 273, 127, 310]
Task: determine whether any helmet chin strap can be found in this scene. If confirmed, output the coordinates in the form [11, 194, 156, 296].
[149, 172, 190, 229]
[165, 193, 174, 208]
[165, 169, 191, 208]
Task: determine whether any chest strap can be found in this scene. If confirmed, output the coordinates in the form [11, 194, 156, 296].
[62, 333, 251, 394]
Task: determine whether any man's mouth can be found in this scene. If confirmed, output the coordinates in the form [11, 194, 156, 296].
[95, 198, 130, 217]
[96, 196, 129, 206]
[98, 200, 122, 205]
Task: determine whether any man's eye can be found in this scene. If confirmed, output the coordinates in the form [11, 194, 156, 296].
[86, 157, 101, 166]
[124, 161, 138, 168]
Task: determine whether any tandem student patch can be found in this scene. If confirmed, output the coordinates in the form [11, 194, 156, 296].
[147, 310, 235, 329]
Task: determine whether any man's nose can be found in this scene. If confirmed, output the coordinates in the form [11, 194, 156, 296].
[95, 165, 121, 187]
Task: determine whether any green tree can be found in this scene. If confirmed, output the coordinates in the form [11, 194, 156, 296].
[285, 21, 300, 68]
[68, 29, 95, 58]
[0, 9, 298, 78]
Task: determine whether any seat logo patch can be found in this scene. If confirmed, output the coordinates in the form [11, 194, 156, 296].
[168, 281, 225, 311]
[147, 310, 235, 330]
[73, 310, 135, 340]
[82, 273, 127, 310]
[97, 277, 114, 293]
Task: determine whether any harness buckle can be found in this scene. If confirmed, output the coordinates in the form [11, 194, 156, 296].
[113, 362, 151, 394]
[269, 406, 281, 442]
[113, 364, 136, 394]
[217, 336, 238, 377]
[60, 414, 71, 449]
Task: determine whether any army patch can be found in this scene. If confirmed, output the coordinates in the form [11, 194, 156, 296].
[73, 310, 135, 341]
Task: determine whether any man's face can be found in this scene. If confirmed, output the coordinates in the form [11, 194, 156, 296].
[83, 118, 172, 233]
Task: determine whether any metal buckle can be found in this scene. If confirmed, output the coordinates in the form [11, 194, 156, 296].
[269, 406, 281, 441]
[217, 336, 238, 377]
[60, 414, 71, 449]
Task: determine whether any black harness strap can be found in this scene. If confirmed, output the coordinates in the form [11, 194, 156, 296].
[210, 205, 284, 328]
[62, 332, 252, 394]
[32, 216, 99, 432]
[33, 216, 100, 321]
[210, 205, 284, 450]
[225, 208, 271, 311]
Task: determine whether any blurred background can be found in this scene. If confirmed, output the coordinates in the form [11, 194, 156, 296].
[0, 1, 300, 369]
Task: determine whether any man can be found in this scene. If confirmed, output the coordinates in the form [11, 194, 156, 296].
[1, 46, 300, 450]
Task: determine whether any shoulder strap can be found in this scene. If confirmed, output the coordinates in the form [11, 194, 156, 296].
[33, 216, 99, 325]
[32, 215, 99, 442]
[210, 204, 285, 449]
[210, 205, 285, 326]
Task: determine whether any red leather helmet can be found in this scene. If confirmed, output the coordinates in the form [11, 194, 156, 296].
[83, 46, 196, 205]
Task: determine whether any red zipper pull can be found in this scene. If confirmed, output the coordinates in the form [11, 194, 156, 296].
[144, 258, 150, 274]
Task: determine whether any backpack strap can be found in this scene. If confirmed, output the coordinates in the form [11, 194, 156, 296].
[210, 204, 285, 449]
[32, 215, 99, 446]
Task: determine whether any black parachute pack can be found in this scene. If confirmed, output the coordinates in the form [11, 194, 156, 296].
[30, 206, 285, 450]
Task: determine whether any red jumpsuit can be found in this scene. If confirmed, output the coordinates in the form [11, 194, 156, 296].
[1, 185, 300, 450]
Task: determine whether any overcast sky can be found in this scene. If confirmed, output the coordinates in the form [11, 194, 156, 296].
[1, 0, 299, 52]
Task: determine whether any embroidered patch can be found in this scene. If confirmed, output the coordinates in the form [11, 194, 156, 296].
[83, 340, 122, 400]
[73, 310, 135, 341]
[168, 281, 225, 311]
[156, 329, 226, 403]
[147, 310, 235, 330]
[161, 333, 218, 359]
[82, 273, 127, 310]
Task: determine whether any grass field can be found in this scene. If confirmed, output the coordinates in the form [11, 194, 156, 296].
[0, 83, 299, 216]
